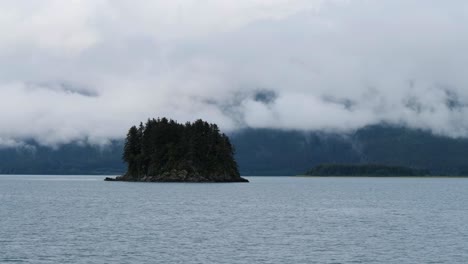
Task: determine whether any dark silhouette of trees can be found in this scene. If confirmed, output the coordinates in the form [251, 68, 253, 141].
[122, 125, 141, 179]
[304, 164, 430, 177]
[121, 118, 240, 180]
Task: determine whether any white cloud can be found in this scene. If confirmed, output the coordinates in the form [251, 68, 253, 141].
[1, 0, 468, 146]
[0, 0, 102, 56]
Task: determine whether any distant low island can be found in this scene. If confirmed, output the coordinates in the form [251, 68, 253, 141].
[304, 164, 430, 177]
[105, 118, 248, 183]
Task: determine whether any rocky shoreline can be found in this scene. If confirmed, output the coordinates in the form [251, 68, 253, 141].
[105, 169, 249, 183]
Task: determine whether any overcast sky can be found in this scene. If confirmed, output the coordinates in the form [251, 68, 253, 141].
[1, 0, 468, 146]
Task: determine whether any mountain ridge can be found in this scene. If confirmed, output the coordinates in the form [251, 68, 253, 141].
[1, 124, 467, 176]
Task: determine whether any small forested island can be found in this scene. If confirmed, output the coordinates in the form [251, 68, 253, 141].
[105, 118, 248, 183]
[304, 164, 430, 177]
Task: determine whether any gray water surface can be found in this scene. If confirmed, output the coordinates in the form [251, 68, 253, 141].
[1, 176, 468, 263]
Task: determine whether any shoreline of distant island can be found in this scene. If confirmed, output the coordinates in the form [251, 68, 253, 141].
[301, 164, 433, 177]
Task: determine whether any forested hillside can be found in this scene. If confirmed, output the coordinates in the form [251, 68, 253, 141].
[0, 141, 125, 175]
[1, 125, 468, 176]
[232, 125, 468, 175]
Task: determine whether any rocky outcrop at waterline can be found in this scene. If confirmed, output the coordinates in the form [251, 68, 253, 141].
[105, 169, 248, 183]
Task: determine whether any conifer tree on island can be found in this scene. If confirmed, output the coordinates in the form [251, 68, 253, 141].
[106, 118, 248, 182]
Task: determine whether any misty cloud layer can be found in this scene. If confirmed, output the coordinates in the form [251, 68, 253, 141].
[1, 0, 468, 146]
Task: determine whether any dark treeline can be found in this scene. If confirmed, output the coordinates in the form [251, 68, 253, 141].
[121, 118, 242, 181]
[4, 125, 468, 176]
[304, 164, 430, 177]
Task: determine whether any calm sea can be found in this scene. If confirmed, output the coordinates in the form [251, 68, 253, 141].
[1, 176, 468, 263]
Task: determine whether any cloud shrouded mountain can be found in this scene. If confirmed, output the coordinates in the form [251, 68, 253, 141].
[1, 0, 468, 146]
